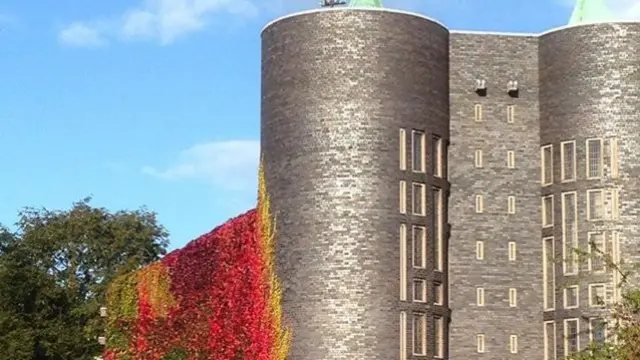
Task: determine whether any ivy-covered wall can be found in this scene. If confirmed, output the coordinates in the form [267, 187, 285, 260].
[104, 162, 290, 360]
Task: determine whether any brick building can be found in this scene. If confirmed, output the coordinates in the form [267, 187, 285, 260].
[260, 1, 637, 359]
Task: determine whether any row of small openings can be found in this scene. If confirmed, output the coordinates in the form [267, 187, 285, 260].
[474, 149, 516, 168]
[540, 138, 619, 185]
[540, 188, 620, 229]
[476, 287, 519, 307]
[399, 312, 445, 359]
[475, 79, 519, 97]
[474, 195, 517, 214]
[476, 241, 517, 261]
[476, 334, 519, 354]
[544, 318, 608, 359]
[474, 104, 516, 123]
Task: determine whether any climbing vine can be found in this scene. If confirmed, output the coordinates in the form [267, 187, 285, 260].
[103, 160, 291, 359]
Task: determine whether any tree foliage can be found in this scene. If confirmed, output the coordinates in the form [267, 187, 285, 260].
[0, 197, 169, 360]
[569, 243, 640, 359]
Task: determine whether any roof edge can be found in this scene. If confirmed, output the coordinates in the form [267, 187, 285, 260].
[261, 7, 448, 34]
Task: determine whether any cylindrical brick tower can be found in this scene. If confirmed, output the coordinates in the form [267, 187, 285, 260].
[261, 8, 450, 360]
[539, 23, 640, 356]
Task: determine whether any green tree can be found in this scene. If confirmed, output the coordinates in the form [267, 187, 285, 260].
[0, 197, 169, 360]
[569, 243, 640, 359]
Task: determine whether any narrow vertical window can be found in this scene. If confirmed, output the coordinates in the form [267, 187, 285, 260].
[564, 319, 579, 356]
[476, 241, 484, 260]
[432, 136, 442, 177]
[508, 241, 517, 261]
[562, 192, 578, 275]
[435, 316, 444, 358]
[412, 131, 425, 172]
[542, 195, 554, 228]
[477, 334, 486, 353]
[544, 321, 557, 360]
[474, 149, 483, 168]
[589, 284, 606, 307]
[476, 287, 485, 306]
[590, 318, 607, 345]
[588, 232, 605, 273]
[434, 283, 444, 305]
[475, 195, 484, 213]
[412, 313, 427, 356]
[587, 189, 605, 220]
[507, 196, 516, 214]
[586, 138, 603, 179]
[412, 226, 426, 269]
[509, 288, 517, 307]
[400, 312, 407, 360]
[399, 181, 406, 214]
[543, 237, 555, 310]
[412, 183, 426, 215]
[400, 224, 407, 301]
[561, 141, 576, 182]
[474, 104, 483, 122]
[611, 188, 619, 219]
[507, 150, 515, 168]
[541, 145, 553, 186]
[413, 279, 427, 303]
[510, 335, 518, 354]
[564, 285, 579, 309]
[433, 187, 443, 271]
[610, 138, 619, 179]
[399, 129, 407, 171]
[507, 105, 515, 123]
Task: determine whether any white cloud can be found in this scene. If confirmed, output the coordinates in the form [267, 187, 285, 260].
[142, 140, 260, 191]
[58, 22, 106, 47]
[58, 0, 258, 47]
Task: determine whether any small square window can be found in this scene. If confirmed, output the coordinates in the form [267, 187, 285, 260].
[474, 104, 483, 122]
[476, 241, 484, 260]
[434, 283, 444, 305]
[611, 189, 620, 219]
[474, 149, 483, 168]
[590, 318, 607, 344]
[541, 145, 553, 186]
[610, 138, 619, 179]
[413, 313, 427, 356]
[477, 334, 485, 353]
[399, 129, 407, 171]
[589, 284, 606, 307]
[435, 316, 444, 358]
[586, 138, 603, 179]
[475, 195, 484, 213]
[399, 181, 406, 214]
[507, 150, 515, 169]
[587, 189, 605, 220]
[564, 286, 579, 309]
[561, 141, 576, 182]
[508, 242, 517, 261]
[413, 279, 427, 303]
[542, 195, 554, 228]
[412, 226, 426, 269]
[477, 287, 485, 306]
[412, 131, 426, 172]
[507, 196, 516, 214]
[509, 288, 517, 307]
[412, 183, 426, 216]
[564, 319, 579, 356]
[432, 136, 443, 177]
[510, 335, 518, 354]
[507, 105, 515, 123]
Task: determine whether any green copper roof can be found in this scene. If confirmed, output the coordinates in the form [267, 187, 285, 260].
[348, 0, 383, 7]
[568, 0, 614, 25]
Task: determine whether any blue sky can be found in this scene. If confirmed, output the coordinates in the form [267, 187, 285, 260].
[0, 0, 634, 250]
